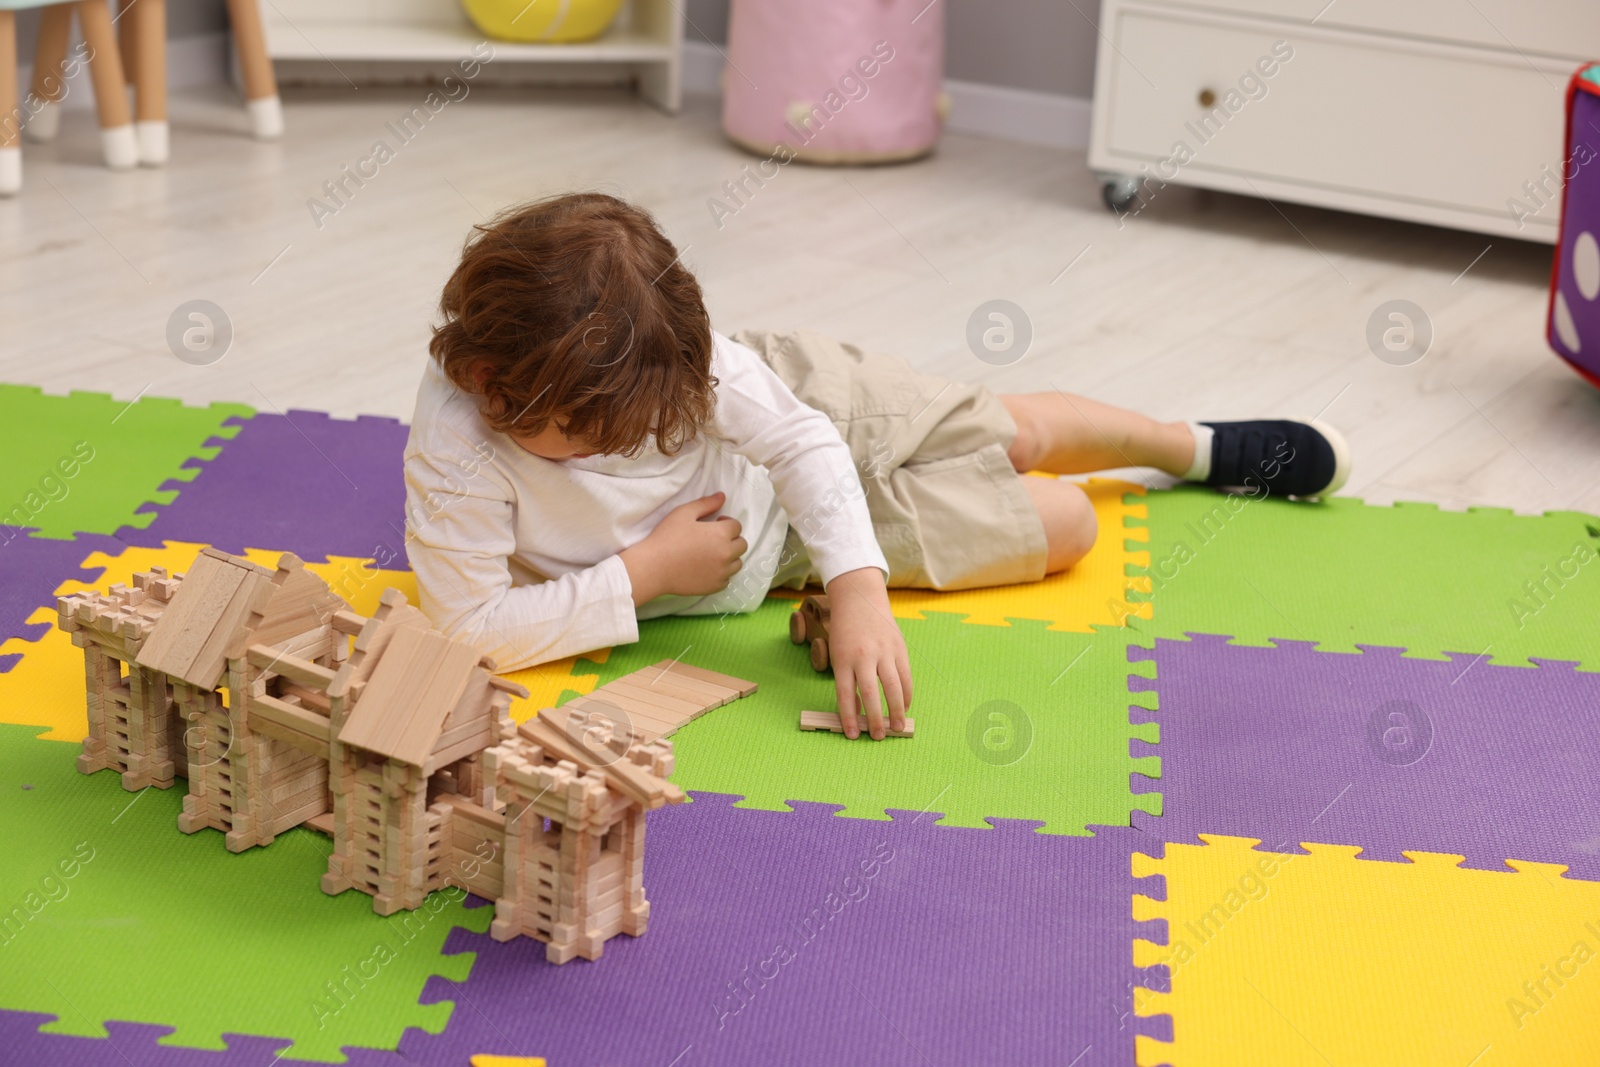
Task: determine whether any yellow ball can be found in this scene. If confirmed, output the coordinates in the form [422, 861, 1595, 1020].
[459, 0, 627, 43]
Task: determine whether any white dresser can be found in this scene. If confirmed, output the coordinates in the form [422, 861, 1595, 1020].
[1088, 0, 1600, 242]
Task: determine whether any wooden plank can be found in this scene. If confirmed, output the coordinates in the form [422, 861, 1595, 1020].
[247, 645, 338, 689]
[799, 709, 914, 738]
[250, 694, 332, 751]
[434, 793, 506, 833]
[547, 707, 684, 806]
[632, 673, 733, 712]
[593, 677, 704, 720]
[664, 662, 757, 697]
[135, 552, 253, 684]
[519, 714, 680, 808]
[564, 694, 677, 735]
[340, 627, 481, 766]
[279, 681, 332, 712]
[331, 610, 367, 635]
[634, 660, 738, 705]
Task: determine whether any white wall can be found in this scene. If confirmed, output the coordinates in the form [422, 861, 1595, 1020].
[684, 0, 1100, 98]
[15, 0, 229, 59]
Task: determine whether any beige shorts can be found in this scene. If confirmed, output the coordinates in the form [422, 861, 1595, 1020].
[734, 329, 1049, 592]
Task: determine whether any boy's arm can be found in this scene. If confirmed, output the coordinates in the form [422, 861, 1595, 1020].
[710, 337, 910, 739]
[405, 451, 640, 671]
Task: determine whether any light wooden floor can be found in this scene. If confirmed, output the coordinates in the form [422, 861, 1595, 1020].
[3, 83, 1596, 516]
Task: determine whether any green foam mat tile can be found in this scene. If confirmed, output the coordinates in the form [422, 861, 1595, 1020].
[0, 386, 252, 541]
[1131, 486, 1600, 668]
[0, 724, 489, 1062]
[565, 599, 1160, 834]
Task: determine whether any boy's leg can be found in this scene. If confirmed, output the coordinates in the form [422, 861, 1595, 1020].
[1001, 392, 1352, 497]
[1019, 475, 1099, 574]
[1002, 392, 1195, 477]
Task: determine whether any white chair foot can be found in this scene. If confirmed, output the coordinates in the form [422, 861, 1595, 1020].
[24, 99, 61, 143]
[137, 120, 169, 166]
[246, 95, 283, 140]
[100, 124, 139, 170]
[0, 148, 20, 196]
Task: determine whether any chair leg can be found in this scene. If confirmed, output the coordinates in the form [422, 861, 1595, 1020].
[25, 5, 74, 144]
[76, 0, 137, 169]
[128, 0, 166, 164]
[0, 11, 19, 195]
[225, 0, 281, 139]
[118, 0, 136, 85]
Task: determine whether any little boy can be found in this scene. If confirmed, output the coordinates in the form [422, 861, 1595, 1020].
[405, 193, 1349, 739]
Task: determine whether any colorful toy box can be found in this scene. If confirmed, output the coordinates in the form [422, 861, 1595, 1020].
[1547, 63, 1600, 383]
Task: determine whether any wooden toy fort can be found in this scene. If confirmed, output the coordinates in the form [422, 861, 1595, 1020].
[56, 547, 754, 963]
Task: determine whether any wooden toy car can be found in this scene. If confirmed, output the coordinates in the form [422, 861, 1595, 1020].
[789, 594, 831, 672]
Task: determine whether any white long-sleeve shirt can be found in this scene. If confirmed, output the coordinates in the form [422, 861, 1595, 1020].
[403, 331, 888, 670]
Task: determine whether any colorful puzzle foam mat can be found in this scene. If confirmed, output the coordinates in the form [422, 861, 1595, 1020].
[0, 385, 250, 541]
[407, 796, 1165, 1067]
[0, 540, 418, 742]
[558, 600, 1160, 833]
[5, 384, 1600, 1065]
[1133, 486, 1600, 668]
[0, 723, 489, 1062]
[1133, 834, 1600, 1066]
[1134, 635, 1600, 879]
[114, 411, 411, 566]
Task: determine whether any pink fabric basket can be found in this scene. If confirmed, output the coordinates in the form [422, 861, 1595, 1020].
[720, 0, 945, 164]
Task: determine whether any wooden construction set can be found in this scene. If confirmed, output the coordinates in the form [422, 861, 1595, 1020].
[56, 547, 757, 963]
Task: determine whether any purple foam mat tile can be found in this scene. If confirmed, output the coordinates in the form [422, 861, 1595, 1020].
[0, 1011, 419, 1066]
[116, 413, 411, 567]
[0, 530, 119, 653]
[404, 793, 1164, 1067]
[1141, 633, 1600, 879]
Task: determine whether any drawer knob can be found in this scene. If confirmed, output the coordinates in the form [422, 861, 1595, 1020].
[1198, 88, 1217, 107]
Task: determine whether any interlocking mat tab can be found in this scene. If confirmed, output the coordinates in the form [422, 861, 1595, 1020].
[561, 600, 1160, 834]
[0, 385, 249, 541]
[1135, 636, 1600, 879]
[1134, 835, 1600, 1066]
[408, 795, 1165, 1067]
[1133, 487, 1600, 668]
[116, 412, 411, 566]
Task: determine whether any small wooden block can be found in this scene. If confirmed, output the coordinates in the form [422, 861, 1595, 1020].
[799, 710, 914, 738]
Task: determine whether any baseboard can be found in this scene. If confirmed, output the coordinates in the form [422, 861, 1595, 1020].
[681, 38, 1090, 150]
[20, 31, 230, 113]
[942, 79, 1091, 151]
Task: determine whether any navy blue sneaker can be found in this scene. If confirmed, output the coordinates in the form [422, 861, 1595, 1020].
[1200, 419, 1351, 498]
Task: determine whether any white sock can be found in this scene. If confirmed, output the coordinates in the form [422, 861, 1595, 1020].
[1181, 422, 1213, 481]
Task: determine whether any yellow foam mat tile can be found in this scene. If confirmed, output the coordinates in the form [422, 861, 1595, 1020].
[880, 477, 1150, 630]
[0, 541, 415, 743]
[1132, 834, 1600, 1066]
[470, 1057, 546, 1067]
[501, 646, 609, 724]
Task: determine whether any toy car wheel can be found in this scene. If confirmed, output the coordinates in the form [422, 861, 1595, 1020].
[789, 610, 807, 644]
[810, 638, 830, 672]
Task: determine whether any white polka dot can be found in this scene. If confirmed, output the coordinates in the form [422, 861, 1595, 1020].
[1575, 231, 1600, 301]
[1554, 290, 1582, 353]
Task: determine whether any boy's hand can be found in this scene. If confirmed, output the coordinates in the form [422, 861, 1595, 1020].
[620, 492, 748, 605]
[825, 567, 912, 740]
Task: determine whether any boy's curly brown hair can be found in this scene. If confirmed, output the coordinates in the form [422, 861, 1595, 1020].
[430, 193, 716, 456]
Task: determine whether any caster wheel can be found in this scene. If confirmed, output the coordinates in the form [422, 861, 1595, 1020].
[810, 638, 830, 673]
[789, 610, 806, 644]
[1101, 174, 1140, 214]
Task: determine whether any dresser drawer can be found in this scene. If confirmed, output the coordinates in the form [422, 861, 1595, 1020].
[1148, 0, 1597, 59]
[1099, 7, 1574, 232]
